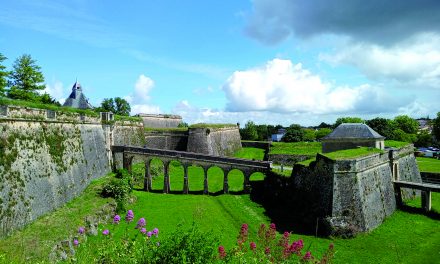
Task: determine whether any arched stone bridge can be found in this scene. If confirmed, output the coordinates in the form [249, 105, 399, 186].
[111, 145, 271, 194]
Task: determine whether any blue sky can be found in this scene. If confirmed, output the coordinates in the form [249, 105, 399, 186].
[1, 0, 439, 126]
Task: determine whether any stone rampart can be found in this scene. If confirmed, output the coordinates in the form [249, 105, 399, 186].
[0, 119, 110, 237]
[187, 126, 242, 156]
[289, 146, 421, 235]
[137, 114, 182, 128]
[0, 105, 148, 237]
[144, 131, 188, 151]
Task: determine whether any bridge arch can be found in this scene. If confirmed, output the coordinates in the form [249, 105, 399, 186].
[115, 145, 270, 195]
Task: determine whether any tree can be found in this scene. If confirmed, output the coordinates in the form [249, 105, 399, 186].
[366, 117, 395, 138]
[302, 128, 316, 142]
[431, 112, 440, 143]
[333, 117, 363, 128]
[316, 128, 332, 140]
[415, 130, 432, 147]
[7, 54, 45, 101]
[393, 115, 419, 134]
[114, 97, 131, 116]
[240, 121, 258, 141]
[39, 93, 60, 106]
[317, 122, 332, 129]
[100, 98, 116, 113]
[0, 53, 8, 97]
[282, 124, 304, 142]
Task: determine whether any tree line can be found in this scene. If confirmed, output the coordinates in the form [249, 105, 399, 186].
[240, 114, 440, 147]
[0, 52, 131, 116]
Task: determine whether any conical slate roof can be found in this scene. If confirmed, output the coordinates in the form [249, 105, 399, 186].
[63, 81, 93, 109]
[323, 123, 385, 139]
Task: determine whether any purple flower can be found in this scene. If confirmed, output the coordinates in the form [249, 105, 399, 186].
[125, 210, 134, 222]
[152, 228, 159, 236]
[147, 231, 152, 237]
[140, 228, 147, 234]
[73, 239, 79, 246]
[270, 223, 276, 230]
[218, 245, 226, 259]
[113, 215, 121, 224]
[78, 227, 85, 235]
[102, 229, 109, 236]
[136, 218, 146, 229]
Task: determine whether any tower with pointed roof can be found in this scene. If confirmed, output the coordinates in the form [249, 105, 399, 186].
[63, 81, 93, 109]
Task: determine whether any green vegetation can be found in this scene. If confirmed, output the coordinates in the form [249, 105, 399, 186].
[0, 176, 113, 262]
[189, 123, 237, 129]
[96, 97, 131, 116]
[323, 147, 383, 160]
[1, 165, 439, 263]
[144, 127, 189, 132]
[416, 157, 440, 173]
[233, 147, 265, 160]
[269, 141, 322, 155]
[297, 157, 316, 167]
[114, 114, 142, 122]
[385, 140, 411, 148]
[0, 97, 99, 117]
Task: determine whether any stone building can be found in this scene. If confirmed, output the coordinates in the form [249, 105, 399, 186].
[63, 81, 93, 109]
[322, 123, 385, 153]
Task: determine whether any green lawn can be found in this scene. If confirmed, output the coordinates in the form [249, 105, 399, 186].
[385, 140, 411, 148]
[269, 141, 322, 155]
[1, 151, 440, 263]
[234, 147, 265, 160]
[417, 157, 440, 173]
[323, 147, 384, 160]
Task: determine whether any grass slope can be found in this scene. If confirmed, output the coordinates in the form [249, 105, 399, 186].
[417, 157, 440, 173]
[1, 151, 439, 263]
[269, 141, 322, 155]
[234, 147, 265, 161]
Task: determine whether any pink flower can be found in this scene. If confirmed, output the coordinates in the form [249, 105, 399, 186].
[283, 231, 290, 238]
[218, 245, 226, 259]
[147, 231, 152, 237]
[73, 239, 79, 246]
[140, 228, 147, 234]
[265, 247, 271, 255]
[269, 223, 276, 230]
[250, 241, 257, 251]
[102, 229, 109, 236]
[303, 251, 312, 260]
[78, 227, 85, 235]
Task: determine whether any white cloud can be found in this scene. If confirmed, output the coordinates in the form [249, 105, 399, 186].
[43, 80, 66, 103]
[126, 74, 160, 115]
[222, 59, 403, 115]
[320, 33, 440, 88]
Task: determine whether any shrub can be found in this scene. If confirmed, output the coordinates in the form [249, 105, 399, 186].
[152, 223, 218, 263]
[101, 169, 133, 212]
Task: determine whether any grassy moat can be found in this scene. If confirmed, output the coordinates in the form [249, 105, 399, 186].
[0, 147, 439, 263]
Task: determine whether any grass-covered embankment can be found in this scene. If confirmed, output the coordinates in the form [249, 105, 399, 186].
[269, 141, 322, 155]
[417, 157, 440, 173]
[1, 149, 439, 263]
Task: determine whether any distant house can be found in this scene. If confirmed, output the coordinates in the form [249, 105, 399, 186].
[321, 123, 385, 153]
[416, 118, 432, 133]
[271, 128, 286, 142]
[63, 81, 93, 109]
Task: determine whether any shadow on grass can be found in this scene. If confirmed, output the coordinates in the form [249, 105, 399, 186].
[398, 204, 440, 220]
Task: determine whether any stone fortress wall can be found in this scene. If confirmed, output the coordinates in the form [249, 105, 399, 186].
[137, 114, 182, 128]
[0, 105, 146, 237]
[187, 126, 242, 156]
[291, 145, 421, 235]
